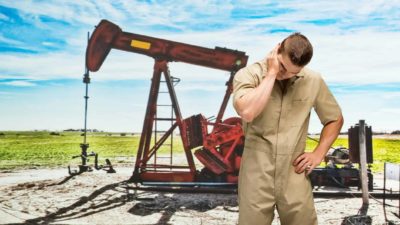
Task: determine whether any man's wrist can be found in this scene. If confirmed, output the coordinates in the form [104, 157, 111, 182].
[264, 71, 277, 79]
[313, 147, 327, 162]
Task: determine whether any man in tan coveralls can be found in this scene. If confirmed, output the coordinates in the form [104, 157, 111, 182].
[233, 33, 344, 225]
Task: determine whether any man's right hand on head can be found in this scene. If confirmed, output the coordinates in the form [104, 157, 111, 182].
[265, 44, 280, 78]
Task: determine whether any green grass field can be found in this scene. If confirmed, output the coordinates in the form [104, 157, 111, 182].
[0, 131, 399, 172]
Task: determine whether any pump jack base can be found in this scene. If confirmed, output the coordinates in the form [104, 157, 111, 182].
[131, 171, 195, 183]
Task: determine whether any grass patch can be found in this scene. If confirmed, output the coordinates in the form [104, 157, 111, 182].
[305, 137, 400, 172]
[0, 131, 398, 172]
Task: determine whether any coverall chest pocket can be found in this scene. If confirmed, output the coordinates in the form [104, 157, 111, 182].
[289, 98, 312, 126]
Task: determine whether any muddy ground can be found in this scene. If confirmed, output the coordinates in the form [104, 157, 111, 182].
[0, 167, 399, 225]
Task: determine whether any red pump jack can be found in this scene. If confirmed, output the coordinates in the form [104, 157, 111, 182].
[86, 20, 248, 183]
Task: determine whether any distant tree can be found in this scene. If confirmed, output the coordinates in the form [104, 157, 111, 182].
[63, 129, 78, 132]
[391, 130, 400, 135]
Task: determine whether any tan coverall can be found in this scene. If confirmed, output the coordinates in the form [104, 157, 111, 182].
[233, 61, 342, 225]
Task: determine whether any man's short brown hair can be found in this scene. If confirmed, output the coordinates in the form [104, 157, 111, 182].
[278, 32, 313, 67]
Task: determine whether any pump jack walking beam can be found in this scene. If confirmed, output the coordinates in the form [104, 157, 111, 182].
[86, 20, 248, 72]
[86, 19, 248, 183]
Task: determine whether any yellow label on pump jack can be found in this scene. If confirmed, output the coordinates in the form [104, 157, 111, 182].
[130, 40, 151, 50]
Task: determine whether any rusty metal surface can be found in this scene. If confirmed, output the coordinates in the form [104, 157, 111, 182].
[86, 19, 249, 184]
[348, 124, 373, 163]
[86, 19, 248, 72]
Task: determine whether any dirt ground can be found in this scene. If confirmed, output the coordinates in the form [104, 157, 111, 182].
[0, 167, 399, 225]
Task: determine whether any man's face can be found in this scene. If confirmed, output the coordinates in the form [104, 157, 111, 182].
[276, 52, 303, 80]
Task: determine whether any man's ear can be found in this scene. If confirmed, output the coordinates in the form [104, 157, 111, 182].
[277, 42, 283, 53]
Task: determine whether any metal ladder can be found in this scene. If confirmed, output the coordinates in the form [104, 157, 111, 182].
[153, 75, 180, 170]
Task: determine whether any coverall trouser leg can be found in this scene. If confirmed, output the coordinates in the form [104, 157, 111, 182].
[238, 149, 318, 225]
[275, 154, 318, 225]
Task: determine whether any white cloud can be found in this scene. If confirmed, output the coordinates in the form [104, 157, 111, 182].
[0, 34, 24, 46]
[2, 0, 399, 33]
[0, 1, 100, 25]
[175, 81, 227, 92]
[3, 80, 36, 87]
[1, 29, 399, 85]
[307, 31, 400, 84]
[0, 52, 84, 80]
[41, 41, 55, 46]
[1, 0, 399, 132]
[382, 92, 400, 99]
[0, 12, 10, 21]
[379, 108, 400, 114]
[1, 0, 398, 83]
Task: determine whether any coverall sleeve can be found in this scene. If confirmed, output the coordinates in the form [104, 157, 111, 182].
[232, 63, 263, 110]
[313, 78, 342, 125]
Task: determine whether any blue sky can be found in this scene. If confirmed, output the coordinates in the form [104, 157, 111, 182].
[0, 0, 399, 133]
